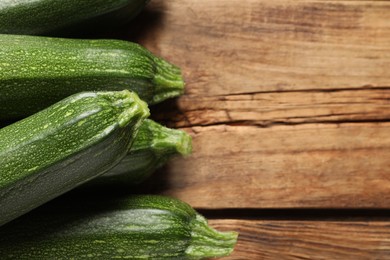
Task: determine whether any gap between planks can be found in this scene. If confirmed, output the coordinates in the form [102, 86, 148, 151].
[198, 208, 390, 221]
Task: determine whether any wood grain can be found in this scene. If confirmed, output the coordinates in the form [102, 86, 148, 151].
[124, 0, 390, 209]
[148, 123, 390, 208]
[209, 219, 390, 259]
[134, 0, 390, 95]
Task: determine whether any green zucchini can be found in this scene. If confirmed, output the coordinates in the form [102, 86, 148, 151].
[90, 119, 192, 187]
[0, 34, 184, 120]
[0, 0, 150, 35]
[0, 90, 149, 227]
[0, 195, 238, 259]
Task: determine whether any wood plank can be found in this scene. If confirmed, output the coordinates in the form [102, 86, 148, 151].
[146, 123, 390, 208]
[152, 88, 390, 127]
[209, 219, 390, 259]
[133, 0, 390, 95]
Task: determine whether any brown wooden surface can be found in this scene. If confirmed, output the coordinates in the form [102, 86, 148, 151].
[129, 0, 390, 258]
[210, 219, 390, 259]
[134, 0, 390, 209]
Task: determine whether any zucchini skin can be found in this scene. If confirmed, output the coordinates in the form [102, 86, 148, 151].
[92, 119, 192, 187]
[0, 0, 149, 35]
[0, 34, 184, 120]
[0, 195, 238, 259]
[0, 90, 149, 227]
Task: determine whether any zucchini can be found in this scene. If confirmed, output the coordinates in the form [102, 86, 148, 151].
[0, 0, 150, 35]
[0, 195, 238, 259]
[0, 90, 149, 227]
[0, 34, 184, 120]
[91, 119, 192, 187]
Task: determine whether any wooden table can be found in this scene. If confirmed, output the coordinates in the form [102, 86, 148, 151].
[122, 1, 390, 258]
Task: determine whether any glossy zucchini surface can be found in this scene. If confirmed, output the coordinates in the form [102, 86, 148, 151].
[0, 90, 149, 226]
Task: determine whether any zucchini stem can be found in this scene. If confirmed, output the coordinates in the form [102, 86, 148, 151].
[150, 121, 192, 157]
[186, 214, 238, 259]
[152, 56, 185, 104]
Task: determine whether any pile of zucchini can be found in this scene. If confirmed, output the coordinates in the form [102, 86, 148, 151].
[0, 1, 237, 259]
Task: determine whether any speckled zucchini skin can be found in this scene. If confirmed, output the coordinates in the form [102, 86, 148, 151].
[0, 0, 149, 35]
[0, 195, 238, 259]
[0, 34, 184, 120]
[0, 90, 149, 227]
[92, 119, 192, 187]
